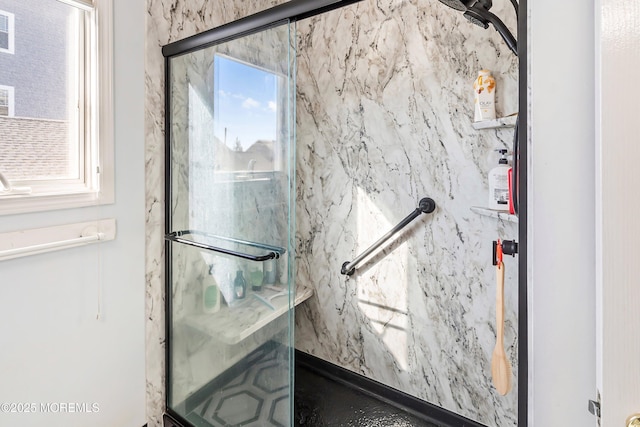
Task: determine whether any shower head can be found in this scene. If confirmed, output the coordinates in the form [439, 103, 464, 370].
[464, 6, 518, 55]
[437, 0, 492, 11]
[464, 10, 489, 29]
[436, 0, 518, 56]
[436, 0, 476, 12]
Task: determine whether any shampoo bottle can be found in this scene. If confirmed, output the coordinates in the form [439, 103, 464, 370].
[263, 258, 277, 286]
[474, 69, 497, 122]
[488, 149, 510, 211]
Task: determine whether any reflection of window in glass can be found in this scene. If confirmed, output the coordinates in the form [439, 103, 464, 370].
[212, 54, 282, 172]
[0, 10, 14, 54]
[0, 85, 14, 116]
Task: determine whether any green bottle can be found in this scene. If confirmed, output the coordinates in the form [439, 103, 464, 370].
[249, 263, 264, 292]
[203, 264, 220, 313]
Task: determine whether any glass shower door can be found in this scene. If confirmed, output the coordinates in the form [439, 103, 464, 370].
[165, 21, 296, 427]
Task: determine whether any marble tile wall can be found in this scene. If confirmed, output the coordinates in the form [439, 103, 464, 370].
[294, 1, 519, 425]
[146, 0, 519, 425]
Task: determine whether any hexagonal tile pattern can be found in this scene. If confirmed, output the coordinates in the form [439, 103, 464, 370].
[254, 363, 288, 393]
[212, 390, 263, 426]
[222, 369, 250, 391]
[188, 346, 290, 426]
[269, 395, 290, 427]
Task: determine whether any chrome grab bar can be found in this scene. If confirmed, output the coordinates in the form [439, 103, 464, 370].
[340, 197, 436, 276]
[166, 230, 285, 262]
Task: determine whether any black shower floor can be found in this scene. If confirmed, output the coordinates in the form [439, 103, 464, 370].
[294, 362, 439, 427]
[177, 345, 442, 427]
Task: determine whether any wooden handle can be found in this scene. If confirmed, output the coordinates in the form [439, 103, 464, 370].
[492, 260, 512, 395]
[495, 261, 505, 346]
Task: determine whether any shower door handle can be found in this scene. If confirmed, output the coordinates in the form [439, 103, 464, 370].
[166, 231, 285, 262]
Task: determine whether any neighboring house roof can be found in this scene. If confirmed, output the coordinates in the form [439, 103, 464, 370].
[0, 116, 69, 180]
[212, 138, 277, 172]
[0, 115, 275, 180]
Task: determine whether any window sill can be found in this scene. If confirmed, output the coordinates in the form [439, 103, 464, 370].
[0, 188, 114, 216]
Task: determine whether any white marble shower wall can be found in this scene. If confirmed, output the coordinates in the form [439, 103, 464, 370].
[146, 0, 519, 425]
[293, 1, 519, 425]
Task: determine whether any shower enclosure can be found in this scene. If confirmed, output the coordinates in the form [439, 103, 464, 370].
[164, 19, 301, 427]
[162, 0, 526, 426]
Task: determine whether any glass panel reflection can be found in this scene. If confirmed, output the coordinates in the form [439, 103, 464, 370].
[213, 55, 281, 172]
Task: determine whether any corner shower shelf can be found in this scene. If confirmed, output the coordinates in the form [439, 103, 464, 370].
[472, 115, 517, 130]
[182, 284, 314, 345]
[470, 206, 518, 223]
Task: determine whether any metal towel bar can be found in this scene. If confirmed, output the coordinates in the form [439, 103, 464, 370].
[341, 197, 436, 275]
[166, 230, 285, 262]
[0, 219, 116, 262]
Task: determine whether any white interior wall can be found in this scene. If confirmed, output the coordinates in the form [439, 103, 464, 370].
[0, 0, 146, 426]
[529, 0, 597, 425]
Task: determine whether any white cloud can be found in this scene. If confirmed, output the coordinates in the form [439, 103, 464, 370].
[267, 101, 277, 112]
[242, 97, 260, 109]
[218, 89, 229, 97]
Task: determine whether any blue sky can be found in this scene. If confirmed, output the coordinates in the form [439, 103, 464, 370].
[213, 55, 280, 151]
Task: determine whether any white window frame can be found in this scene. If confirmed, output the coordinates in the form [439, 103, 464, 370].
[0, 9, 14, 55]
[0, 85, 14, 117]
[0, 0, 114, 215]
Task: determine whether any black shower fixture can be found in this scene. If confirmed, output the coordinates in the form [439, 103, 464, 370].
[437, 0, 518, 56]
[436, 0, 478, 11]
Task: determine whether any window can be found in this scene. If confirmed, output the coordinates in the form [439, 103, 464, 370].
[0, 0, 113, 215]
[0, 85, 13, 116]
[0, 10, 14, 54]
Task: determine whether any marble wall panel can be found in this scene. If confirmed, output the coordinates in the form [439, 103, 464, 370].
[294, 1, 519, 425]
